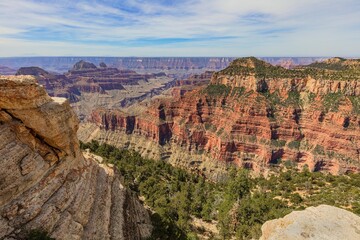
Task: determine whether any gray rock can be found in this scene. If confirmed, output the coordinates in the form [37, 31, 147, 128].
[260, 205, 360, 240]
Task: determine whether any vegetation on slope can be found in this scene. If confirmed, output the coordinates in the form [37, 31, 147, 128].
[81, 140, 360, 240]
[219, 57, 360, 80]
[202, 84, 231, 96]
[306, 57, 360, 70]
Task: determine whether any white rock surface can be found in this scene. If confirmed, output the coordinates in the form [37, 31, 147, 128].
[260, 205, 360, 240]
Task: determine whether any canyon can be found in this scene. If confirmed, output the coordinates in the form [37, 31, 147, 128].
[14, 61, 177, 121]
[0, 75, 152, 239]
[79, 57, 360, 179]
[0, 57, 359, 239]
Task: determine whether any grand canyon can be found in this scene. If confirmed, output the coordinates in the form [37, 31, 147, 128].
[81, 57, 360, 180]
[1, 56, 359, 239]
[1, 0, 360, 239]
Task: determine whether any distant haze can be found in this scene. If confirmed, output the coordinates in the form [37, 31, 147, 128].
[0, 57, 326, 73]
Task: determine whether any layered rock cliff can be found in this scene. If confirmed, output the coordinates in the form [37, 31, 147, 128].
[0, 76, 152, 239]
[80, 57, 360, 179]
[260, 205, 360, 240]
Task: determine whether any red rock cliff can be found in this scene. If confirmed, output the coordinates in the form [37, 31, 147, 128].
[85, 58, 360, 176]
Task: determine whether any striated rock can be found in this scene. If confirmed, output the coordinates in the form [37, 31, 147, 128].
[0, 75, 152, 240]
[81, 57, 360, 179]
[260, 205, 360, 240]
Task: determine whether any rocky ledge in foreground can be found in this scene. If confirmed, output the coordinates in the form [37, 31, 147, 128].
[260, 205, 360, 240]
[0, 75, 152, 240]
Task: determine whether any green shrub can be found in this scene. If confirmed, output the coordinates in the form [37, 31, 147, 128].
[231, 87, 245, 97]
[26, 230, 55, 240]
[284, 91, 302, 106]
[348, 96, 360, 114]
[313, 145, 325, 155]
[203, 84, 231, 96]
[271, 139, 286, 148]
[288, 140, 300, 150]
[323, 92, 343, 112]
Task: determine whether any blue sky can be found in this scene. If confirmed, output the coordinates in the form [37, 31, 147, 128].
[0, 0, 359, 57]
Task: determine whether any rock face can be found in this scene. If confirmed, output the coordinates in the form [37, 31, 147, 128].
[260, 205, 360, 240]
[0, 76, 152, 239]
[81, 57, 360, 179]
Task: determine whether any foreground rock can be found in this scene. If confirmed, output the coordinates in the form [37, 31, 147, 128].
[0, 75, 152, 239]
[260, 205, 360, 240]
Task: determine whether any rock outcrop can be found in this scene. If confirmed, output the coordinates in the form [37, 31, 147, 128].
[71, 60, 97, 71]
[260, 205, 360, 240]
[0, 75, 152, 239]
[99, 62, 107, 68]
[16, 67, 51, 77]
[80, 57, 360, 179]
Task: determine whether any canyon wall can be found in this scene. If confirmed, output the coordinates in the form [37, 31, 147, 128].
[80, 58, 360, 179]
[0, 76, 152, 239]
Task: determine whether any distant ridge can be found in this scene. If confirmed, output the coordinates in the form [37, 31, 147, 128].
[0, 57, 326, 73]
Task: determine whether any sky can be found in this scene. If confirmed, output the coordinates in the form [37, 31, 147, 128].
[0, 0, 359, 57]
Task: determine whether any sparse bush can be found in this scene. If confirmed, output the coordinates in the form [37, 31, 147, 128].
[313, 145, 325, 155]
[26, 230, 55, 240]
[203, 84, 231, 96]
[288, 140, 300, 150]
[323, 92, 343, 112]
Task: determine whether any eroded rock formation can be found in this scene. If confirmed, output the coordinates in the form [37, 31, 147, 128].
[15, 61, 165, 103]
[0, 75, 152, 239]
[260, 205, 360, 240]
[80, 57, 360, 179]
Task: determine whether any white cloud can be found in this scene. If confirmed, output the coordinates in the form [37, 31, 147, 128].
[0, 0, 359, 56]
